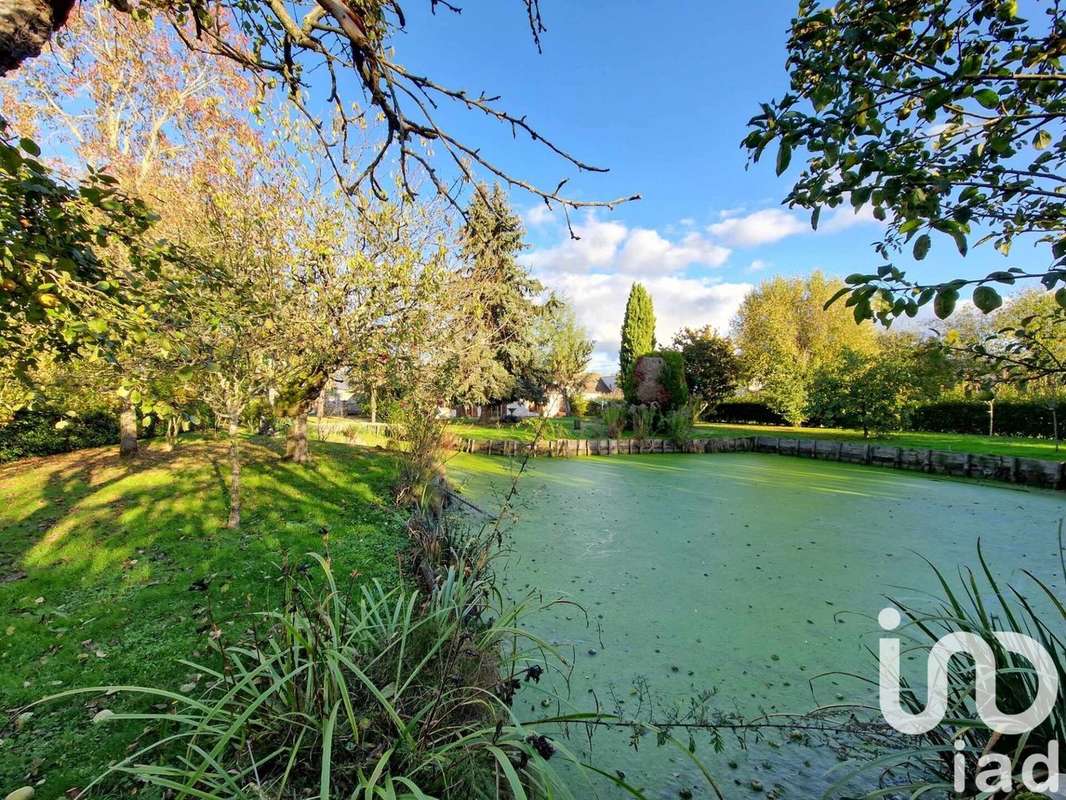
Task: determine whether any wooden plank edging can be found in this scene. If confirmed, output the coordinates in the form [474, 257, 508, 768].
[453, 436, 1065, 491]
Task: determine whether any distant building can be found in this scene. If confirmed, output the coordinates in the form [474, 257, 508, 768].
[505, 390, 568, 419]
[443, 388, 570, 421]
[581, 373, 622, 402]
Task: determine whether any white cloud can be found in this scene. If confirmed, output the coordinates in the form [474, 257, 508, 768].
[546, 273, 752, 373]
[717, 206, 747, 220]
[523, 215, 752, 373]
[521, 199, 882, 374]
[821, 203, 882, 232]
[706, 203, 882, 248]
[616, 228, 730, 273]
[525, 216, 730, 276]
[707, 208, 809, 247]
[524, 203, 557, 227]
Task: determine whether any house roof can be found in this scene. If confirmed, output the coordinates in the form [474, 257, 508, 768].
[598, 375, 618, 392]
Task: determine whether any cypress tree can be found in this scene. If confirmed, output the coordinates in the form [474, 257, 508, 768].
[619, 283, 656, 402]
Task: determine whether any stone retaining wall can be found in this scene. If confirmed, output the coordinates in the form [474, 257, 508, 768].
[455, 435, 1066, 491]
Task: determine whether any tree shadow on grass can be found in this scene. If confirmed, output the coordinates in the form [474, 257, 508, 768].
[0, 435, 406, 795]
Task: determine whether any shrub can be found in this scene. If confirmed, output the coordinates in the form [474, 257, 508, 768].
[386, 395, 448, 510]
[41, 553, 574, 799]
[630, 404, 655, 441]
[707, 401, 788, 426]
[568, 393, 589, 417]
[665, 404, 693, 447]
[910, 400, 1058, 438]
[0, 408, 118, 462]
[602, 402, 626, 438]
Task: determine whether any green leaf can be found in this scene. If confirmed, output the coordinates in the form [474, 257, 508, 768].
[933, 288, 958, 319]
[1056, 287, 1066, 310]
[824, 286, 851, 309]
[972, 285, 1002, 313]
[19, 137, 41, 157]
[320, 702, 339, 800]
[0, 145, 22, 174]
[912, 234, 931, 260]
[974, 88, 1000, 109]
[1034, 130, 1053, 150]
[983, 271, 1014, 286]
[951, 230, 968, 256]
[775, 142, 792, 176]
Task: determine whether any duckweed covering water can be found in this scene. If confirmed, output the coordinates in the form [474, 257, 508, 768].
[450, 452, 1064, 799]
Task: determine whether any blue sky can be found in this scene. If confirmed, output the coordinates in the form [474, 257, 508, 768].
[16, 0, 1047, 373]
[390, 1, 1050, 372]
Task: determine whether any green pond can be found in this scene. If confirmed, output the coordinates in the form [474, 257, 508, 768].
[449, 452, 1065, 799]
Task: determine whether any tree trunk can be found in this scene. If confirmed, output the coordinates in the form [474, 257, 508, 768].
[226, 420, 240, 529]
[0, 0, 75, 75]
[119, 401, 138, 458]
[164, 417, 178, 451]
[369, 385, 377, 424]
[1053, 405, 1059, 452]
[987, 399, 995, 437]
[316, 391, 325, 420]
[285, 411, 309, 463]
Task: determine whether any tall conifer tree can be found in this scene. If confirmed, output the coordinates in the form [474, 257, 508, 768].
[619, 283, 656, 402]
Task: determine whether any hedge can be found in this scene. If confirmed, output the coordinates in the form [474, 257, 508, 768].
[707, 399, 1060, 439]
[708, 401, 788, 426]
[909, 400, 1060, 439]
[0, 409, 118, 463]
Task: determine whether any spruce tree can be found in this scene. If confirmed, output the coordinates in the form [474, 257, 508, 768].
[452, 184, 543, 412]
[619, 283, 656, 402]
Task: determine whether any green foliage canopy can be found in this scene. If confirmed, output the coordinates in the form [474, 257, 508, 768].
[671, 325, 740, 410]
[0, 119, 201, 417]
[745, 0, 1066, 323]
[731, 273, 878, 424]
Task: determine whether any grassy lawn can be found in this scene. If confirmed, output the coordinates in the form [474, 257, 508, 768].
[0, 437, 407, 796]
[442, 417, 1063, 460]
[447, 417, 593, 443]
[691, 423, 1064, 459]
